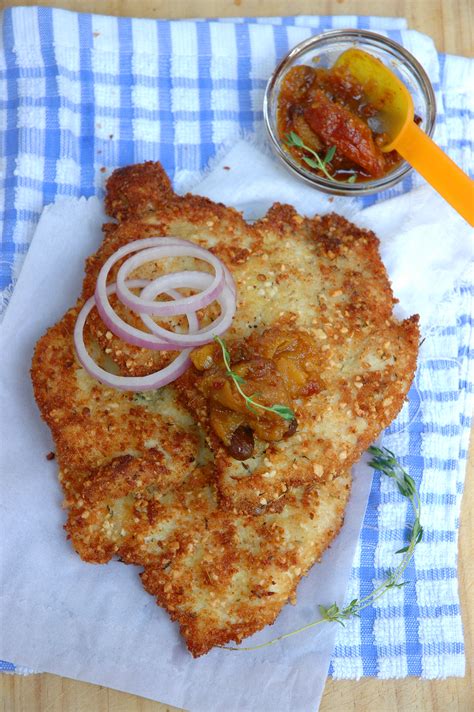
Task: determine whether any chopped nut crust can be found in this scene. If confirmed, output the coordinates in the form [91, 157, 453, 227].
[31, 161, 419, 656]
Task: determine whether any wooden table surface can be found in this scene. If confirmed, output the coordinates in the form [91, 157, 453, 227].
[2, 1, 472, 711]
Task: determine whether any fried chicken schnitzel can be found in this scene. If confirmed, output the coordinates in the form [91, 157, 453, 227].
[31, 161, 419, 655]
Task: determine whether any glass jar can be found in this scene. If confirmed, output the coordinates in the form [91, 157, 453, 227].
[263, 29, 436, 196]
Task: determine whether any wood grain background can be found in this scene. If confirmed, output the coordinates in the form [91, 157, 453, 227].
[1, 1, 472, 711]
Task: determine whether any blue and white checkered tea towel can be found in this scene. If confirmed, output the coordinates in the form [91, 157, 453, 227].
[1, 6, 472, 680]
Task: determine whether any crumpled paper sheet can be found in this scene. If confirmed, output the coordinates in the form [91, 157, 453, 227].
[0, 144, 472, 711]
[0, 194, 373, 712]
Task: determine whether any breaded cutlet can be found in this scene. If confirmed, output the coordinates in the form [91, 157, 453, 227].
[31, 161, 419, 655]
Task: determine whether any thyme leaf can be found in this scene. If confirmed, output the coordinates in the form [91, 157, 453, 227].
[214, 336, 295, 422]
[271, 404, 296, 420]
[285, 131, 358, 185]
[318, 597, 360, 627]
[324, 145, 337, 163]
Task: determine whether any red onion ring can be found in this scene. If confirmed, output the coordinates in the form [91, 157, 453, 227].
[74, 280, 194, 391]
[139, 271, 236, 348]
[74, 237, 237, 391]
[97, 238, 225, 317]
[94, 279, 198, 351]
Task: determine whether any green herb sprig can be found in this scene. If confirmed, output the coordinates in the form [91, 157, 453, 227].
[214, 336, 295, 422]
[221, 445, 422, 650]
[285, 131, 357, 184]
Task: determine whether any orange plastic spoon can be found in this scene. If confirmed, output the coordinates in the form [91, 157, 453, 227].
[334, 48, 474, 226]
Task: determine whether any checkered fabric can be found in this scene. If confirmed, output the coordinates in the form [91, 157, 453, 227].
[1, 6, 472, 679]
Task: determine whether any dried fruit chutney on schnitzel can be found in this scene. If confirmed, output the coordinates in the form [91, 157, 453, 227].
[31, 161, 419, 656]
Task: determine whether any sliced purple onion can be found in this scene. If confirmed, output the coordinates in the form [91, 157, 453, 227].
[73, 281, 193, 392]
[75, 236, 237, 391]
[94, 279, 198, 351]
[109, 240, 225, 316]
[139, 271, 236, 347]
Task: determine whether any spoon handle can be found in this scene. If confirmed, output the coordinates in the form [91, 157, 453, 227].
[396, 122, 474, 226]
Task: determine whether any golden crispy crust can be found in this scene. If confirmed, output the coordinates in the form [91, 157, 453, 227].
[104, 161, 175, 221]
[137, 466, 351, 657]
[93, 166, 419, 515]
[175, 208, 419, 513]
[31, 305, 202, 563]
[31, 161, 419, 656]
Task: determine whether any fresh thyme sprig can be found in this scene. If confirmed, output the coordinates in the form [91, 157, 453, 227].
[221, 445, 422, 650]
[213, 336, 295, 422]
[368, 446, 422, 554]
[285, 131, 357, 184]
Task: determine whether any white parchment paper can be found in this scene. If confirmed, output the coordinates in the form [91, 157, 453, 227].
[1, 144, 472, 711]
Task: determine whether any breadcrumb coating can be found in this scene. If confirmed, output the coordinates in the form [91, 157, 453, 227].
[31, 161, 419, 656]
